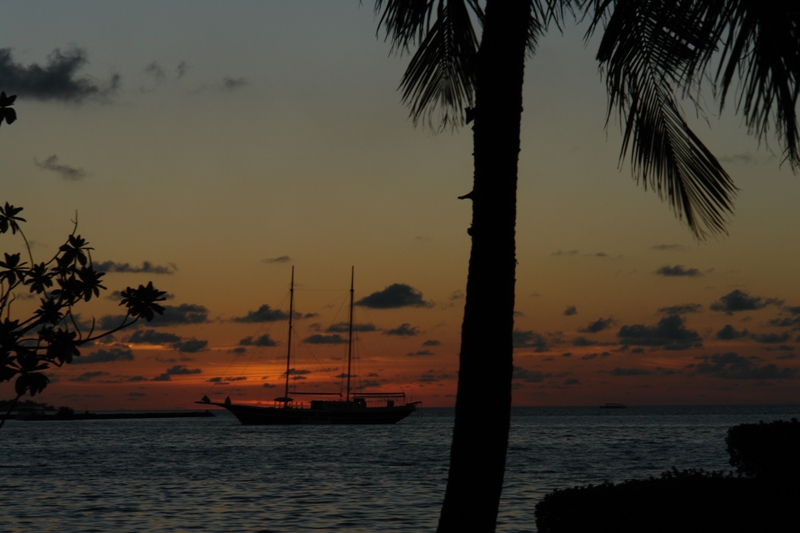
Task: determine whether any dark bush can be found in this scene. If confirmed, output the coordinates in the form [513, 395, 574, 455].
[726, 418, 800, 481]
[535, 468, 799, 533]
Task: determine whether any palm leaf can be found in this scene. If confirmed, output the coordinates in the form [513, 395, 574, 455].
[712, 0, 800, 169]
[399, 0, 480, 128]
[591, 0, 736, 238]
[375, 0, 483, 129]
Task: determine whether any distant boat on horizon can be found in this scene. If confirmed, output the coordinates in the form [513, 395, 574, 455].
[198, 267, 419, 425]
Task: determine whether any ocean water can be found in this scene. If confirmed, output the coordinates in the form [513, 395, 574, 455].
[1, 404, 798, 532]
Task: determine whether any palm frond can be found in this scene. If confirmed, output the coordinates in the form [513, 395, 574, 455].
[595, 0, 736, 238]
[590, 0, 800, 171]
[713, 0, 800, 169]
[392, 0, 481, 129]
[374, 0, 436, 53]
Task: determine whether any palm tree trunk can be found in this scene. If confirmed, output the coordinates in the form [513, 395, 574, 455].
[437, 1, 532, 532]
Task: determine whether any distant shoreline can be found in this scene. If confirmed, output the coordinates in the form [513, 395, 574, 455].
[5, 410, 215, 422]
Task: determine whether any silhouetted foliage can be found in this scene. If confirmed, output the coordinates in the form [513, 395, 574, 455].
[0, 91, 16, 126]
[0, 202, 166, 428]
[726, 417, 800, 480]
[535, 421, 800, 532]
[535, 469, 799, 533]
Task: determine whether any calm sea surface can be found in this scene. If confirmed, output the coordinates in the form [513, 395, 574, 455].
[2, 405, 798, 532]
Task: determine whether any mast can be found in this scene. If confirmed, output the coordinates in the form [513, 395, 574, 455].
[346, 266, 354, 402]
[283, 266, 295, 406]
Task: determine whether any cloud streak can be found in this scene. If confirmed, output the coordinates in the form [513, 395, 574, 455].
[0, 47, 120, 102]
[655, 265, 702, 277]
[233, 304, 289, 323]
[73, 346, 134, 365]
[710, 290, 781, 315]
[617, 315, 701, 350]
[95, 261, 176, 274]
[35, 155, 87, 181]
[355, 283, 431, 309]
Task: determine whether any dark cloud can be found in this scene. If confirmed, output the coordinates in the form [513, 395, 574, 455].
[303, 334, 347, 344]
[564, 378, 581, 385]
[144, 61, 166, 83]
[356, 380, 383, 390]
[263, 382, 277, 388]
[327, 322, 377, 333]
[769, 306, 800, 329]
[572, 336, 597, 347]
[513, 330, 549, 352]
[551, 249, 579, 256]
[564, 306, 578, 316]
[284, 368, 312, 376]
[126, 329, 206, 353]
[174, 339, 208, 353]
[652, 244, 686, 251]
[222, 76, 248, 90]
[71, 371, 110, 382]
[419, 370, 455, 383]
[710, 290, 781, 315]
[658, 303, 703, 315]
[617, 315, 701, 350]
[97, 314, 128, 330]
[422, 339, 441, 346]
[128, 392, 145, 398]
[176, 61, 189, 78]
[144, 304, 208, 327]
[407, 350, 434, 356]
[719, 152, 759, 166]
[385, 323, 419, 336]
[207, 376, 246, 384]
[579, 317, 614, 333]
[127, 330, 181, 345]
[751, 332, 791, 344]
[776, 353, 796, 360]
[73, 346, 134, 365]
[716, 325, 748, 340]
[153, 365, 202, 381]
[769, 316, 800, 329]
[239, 334, 277, 347]
[0, 47, 120, 102]
[233, 304, 289, 323]
[655, 265, 702, 277]
[766, 345, 794, 352]
[95, 261, 176, 274]
[355, 283, 431, 309]
[693, 352, 798, 380]
[229, 347, 246, 354]
[513, 367, 552, 383]
[34, 155, 87, 181]
[263, 256, 291, 264]
[609, 367, 653, 376]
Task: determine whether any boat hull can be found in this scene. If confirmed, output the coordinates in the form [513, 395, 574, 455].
[205, 402, 416, 425]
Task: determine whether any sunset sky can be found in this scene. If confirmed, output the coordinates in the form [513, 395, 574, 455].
[2, 1, 799, 410]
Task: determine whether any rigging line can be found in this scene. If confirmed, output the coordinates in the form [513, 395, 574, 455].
[292, 332, 344, 389]
[203, 288, 292, 398]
